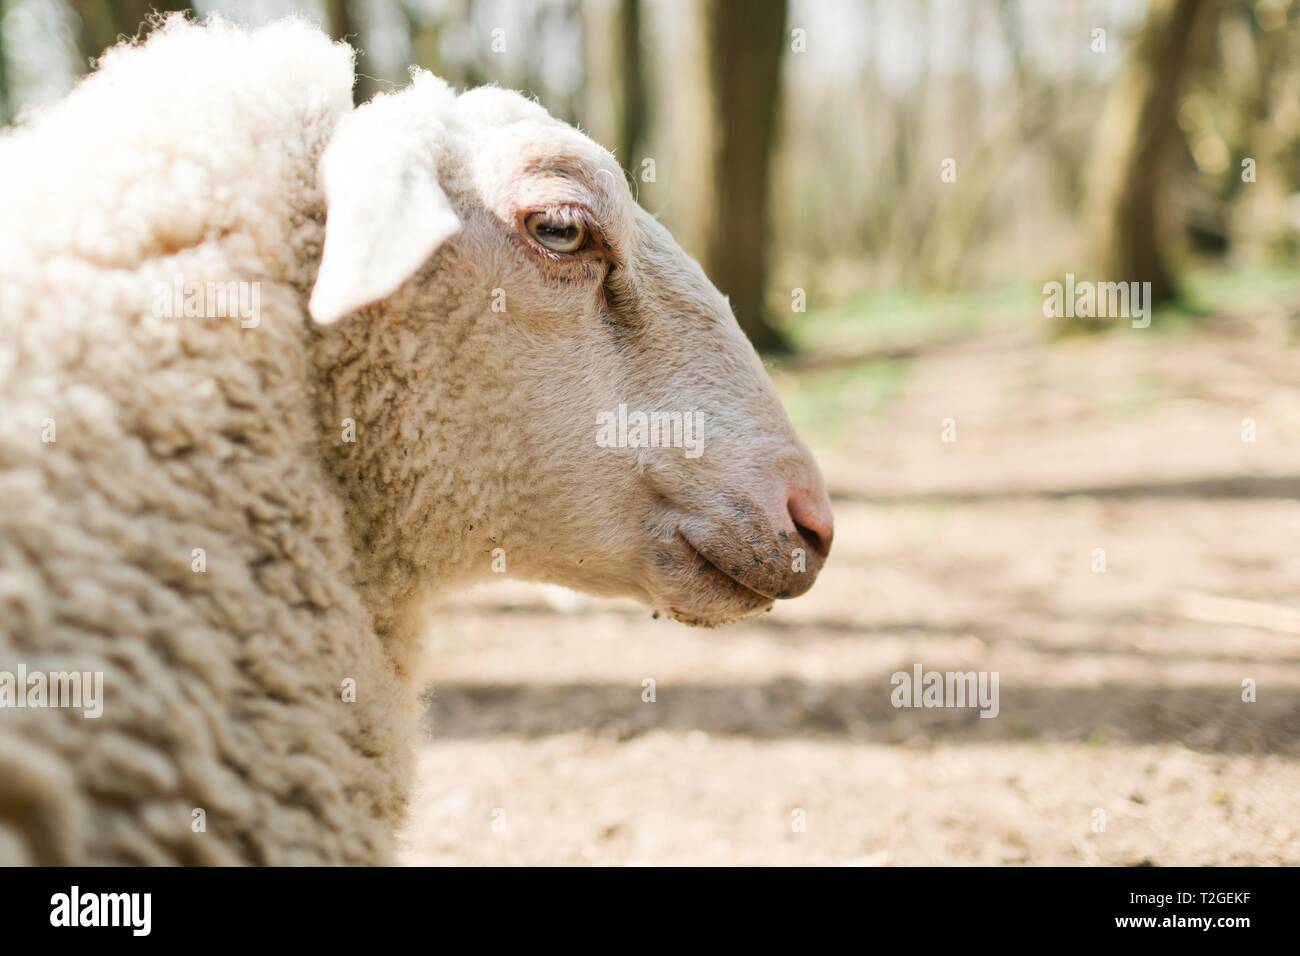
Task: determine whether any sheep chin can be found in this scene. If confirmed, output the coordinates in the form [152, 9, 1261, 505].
[654, 572, 775, 627]
[663, 600, 774, 629]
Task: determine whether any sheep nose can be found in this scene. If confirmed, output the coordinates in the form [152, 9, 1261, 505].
[787, 486, 834, 559]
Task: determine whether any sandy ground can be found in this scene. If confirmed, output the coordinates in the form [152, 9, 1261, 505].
[399, 309, 1300, 865]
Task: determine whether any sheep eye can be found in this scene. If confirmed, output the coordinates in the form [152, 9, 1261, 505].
[525, 212, 587, 254]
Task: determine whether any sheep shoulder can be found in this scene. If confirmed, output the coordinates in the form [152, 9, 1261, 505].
[0, 17, 409, 865]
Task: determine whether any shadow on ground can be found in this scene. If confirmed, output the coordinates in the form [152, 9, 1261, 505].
[424, 679, 1300, 754]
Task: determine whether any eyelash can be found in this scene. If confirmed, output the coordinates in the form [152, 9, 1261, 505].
[512, 209, 630, 317]
[518, 208, 604, 259]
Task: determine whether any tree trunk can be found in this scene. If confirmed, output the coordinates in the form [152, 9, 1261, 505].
[0, 0, 9, 125]
[323, 0, 379, 105]
[616, 0, 647, 177]
[700, 0, 790, 353]
[1084, 0, 1218, 314]
[108, 0, 192, 32]
[70, 1, 192, 71]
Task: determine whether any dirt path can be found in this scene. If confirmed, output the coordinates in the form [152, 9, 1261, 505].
[399, 312, 1300, 865]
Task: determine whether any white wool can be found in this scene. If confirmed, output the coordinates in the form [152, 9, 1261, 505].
[0, 15, 404, 865]
[0, 13, 829, 866]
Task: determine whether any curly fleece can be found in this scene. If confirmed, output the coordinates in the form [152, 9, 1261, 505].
[0, 18, 411, 864]
[0, 7, 836, 863]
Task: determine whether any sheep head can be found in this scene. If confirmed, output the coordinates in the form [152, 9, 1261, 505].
[309, 73, 832, 630]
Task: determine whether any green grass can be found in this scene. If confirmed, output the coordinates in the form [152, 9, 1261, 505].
[771, 281, 1040, 454]
[775, 360, 904, 452]
[1179, 264, 1300, 315]
[1055, 265, 1300, 337]
[782, 265, 1300, 355]
[783, 282, 1040, 355]
[770, 265, 1300, 454]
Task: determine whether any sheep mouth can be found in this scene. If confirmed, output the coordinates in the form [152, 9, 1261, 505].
[654, 534, 774, 626]
[682, 538, 773, 600]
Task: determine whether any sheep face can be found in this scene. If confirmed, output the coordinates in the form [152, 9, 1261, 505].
[311, 77, 833, 628]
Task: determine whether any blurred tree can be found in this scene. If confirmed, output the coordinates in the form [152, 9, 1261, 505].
[108, 0, 191, 32]
[616, 0, 647, 176]
[1182, 0, 1299, 262]
[700, 0, 789, 353]
[554, 0, 586, 127]
[917, 0, 1090, 290]
[324, 0, 380, 104]
[0, 0, 9, 124]
[404, 1, 444, 77]
[1085, 0, 1220, 311]
[71, 1, 193, 71]
[72, 1, 119, 70]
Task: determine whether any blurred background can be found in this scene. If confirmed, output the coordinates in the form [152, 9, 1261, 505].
[6, 0, 1300, 864]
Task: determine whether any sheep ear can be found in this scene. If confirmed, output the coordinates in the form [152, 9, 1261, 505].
[308, 135, 461, 325]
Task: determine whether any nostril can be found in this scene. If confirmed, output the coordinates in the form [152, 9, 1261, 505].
[793, 519, 826, 559]
[787, 489, 834, 559]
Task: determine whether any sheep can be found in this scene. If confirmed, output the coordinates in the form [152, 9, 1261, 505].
[0, 15, 833, 865]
